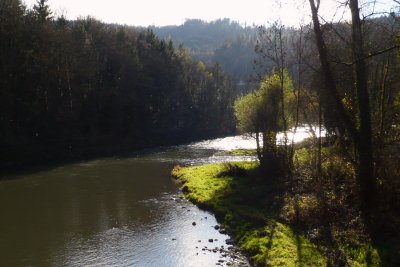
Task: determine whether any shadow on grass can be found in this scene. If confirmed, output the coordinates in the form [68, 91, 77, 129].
[175, 160, 400, 266]
[175, 162, 326, 266]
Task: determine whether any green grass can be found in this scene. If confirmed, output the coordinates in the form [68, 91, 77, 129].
[221, 149, 258, 156]
[239, 221, 325, 266]
[172, 162, 326, 266]
[172, 157, 398, 266]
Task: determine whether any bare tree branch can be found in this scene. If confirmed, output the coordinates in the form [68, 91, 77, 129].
[330, 45, 400, 66]
[330, 59, 353, 67]
[362, 45, 400, 61]
[318, 16, 351, 47]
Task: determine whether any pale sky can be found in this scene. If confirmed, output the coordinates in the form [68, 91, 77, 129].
[23, 0, 396, 27]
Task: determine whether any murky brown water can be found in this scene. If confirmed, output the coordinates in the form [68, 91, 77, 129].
[0, 138, 254, 267]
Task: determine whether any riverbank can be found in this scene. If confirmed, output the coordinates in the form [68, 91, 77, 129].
[172, 162, 326, 266]
[172, 154, 399, 266]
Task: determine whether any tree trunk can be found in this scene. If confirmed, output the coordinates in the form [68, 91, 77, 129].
[379, 62, 389, 138]
[277, 27, 288, 164]
[349, 0, 376, 221]
[255, 131, 263, 163]
[308, 0, 377, 223]
[308, 0, 358, 142]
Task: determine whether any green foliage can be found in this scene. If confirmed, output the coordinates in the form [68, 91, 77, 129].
[234, 92, 260, 133]
[259, 70, 295, 130]
[234, 71, 294, 170]
[235, 71, 294, 134]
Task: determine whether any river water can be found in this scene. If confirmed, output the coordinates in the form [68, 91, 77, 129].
[0, 137, 257, 267]
[0, 130, 320, 267]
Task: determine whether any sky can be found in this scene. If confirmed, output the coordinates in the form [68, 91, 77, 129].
[23, 0, 396, 27]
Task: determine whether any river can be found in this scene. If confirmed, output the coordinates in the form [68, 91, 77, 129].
[0, 136, 259, 267]
[0, 130, 321, 267]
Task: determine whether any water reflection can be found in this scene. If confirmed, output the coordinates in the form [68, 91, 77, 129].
[0, 138, 253, 267]
[0, 130, 322, 266]
[50, 194, 235, 267]
[190, 126, 326, 151]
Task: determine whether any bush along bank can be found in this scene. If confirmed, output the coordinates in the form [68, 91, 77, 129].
[171, 156, 395, 266]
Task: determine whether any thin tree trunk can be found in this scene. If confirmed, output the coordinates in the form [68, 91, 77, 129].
[65, 56, 73, 112]
[291, 26, 303, 162]
[349, 0, 376, 221]
[308, 0, 358, 143]
[318, 94, 322, 177]
[256, 131, 263, 163]
[379, 61, 389, 138]
[278, 26, 288, 164]
[308, 0, 377, 223]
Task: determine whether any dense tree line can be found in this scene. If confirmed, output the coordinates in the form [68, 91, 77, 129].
[0, 0, 236, 169]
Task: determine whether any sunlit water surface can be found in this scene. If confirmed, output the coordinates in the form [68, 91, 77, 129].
[0, 128, 320, 267]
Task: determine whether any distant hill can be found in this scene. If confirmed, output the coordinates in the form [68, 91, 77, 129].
[151, 19, 259, 85]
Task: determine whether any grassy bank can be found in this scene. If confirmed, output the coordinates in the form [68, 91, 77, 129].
[172, 162, 326, 266]
[172, 156, 399, 266]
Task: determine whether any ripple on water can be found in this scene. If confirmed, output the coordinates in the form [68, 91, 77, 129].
[51, 194, 249, 267]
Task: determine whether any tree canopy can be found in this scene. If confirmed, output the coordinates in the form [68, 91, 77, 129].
[235, 71, 294, 172]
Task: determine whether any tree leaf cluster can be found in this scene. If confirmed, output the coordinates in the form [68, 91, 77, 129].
[234, 71, 294, 172]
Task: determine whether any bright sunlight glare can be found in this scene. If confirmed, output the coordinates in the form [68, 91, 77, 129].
[23, 0, 396, 27]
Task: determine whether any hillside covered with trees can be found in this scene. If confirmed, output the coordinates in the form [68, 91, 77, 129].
[152, 19, 259, 87]
[0, 0, 237, 170]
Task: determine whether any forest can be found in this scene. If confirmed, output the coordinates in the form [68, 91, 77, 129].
[0, 0, 236, 170]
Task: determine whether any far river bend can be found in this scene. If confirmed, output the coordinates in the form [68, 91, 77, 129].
[0, 129, 321, 267]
